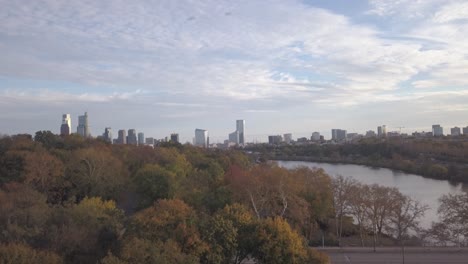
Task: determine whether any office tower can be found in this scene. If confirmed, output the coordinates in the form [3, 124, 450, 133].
[194, 129, 209, 148]
[170, 133, 179, 143]
[451, 127, 461, 136]
[77, 112, 90, 137]
[283, 133, 292, 144]
[432, 125, 443, 136]
[331, 129, 347, 141]
[60, 114, 71, 135]
[117, 129, 126, 144]
[236, 120, 245, 144]
[103, 127, 112, 143]
[229, 130, 239, 144]
[127, 129, 137, 145]
[138, 132, 145, 145]
[311, 132, 320, 141]
[377, 125, 387, 137]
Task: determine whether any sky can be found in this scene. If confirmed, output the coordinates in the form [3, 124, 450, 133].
[1, 0, 468, 143]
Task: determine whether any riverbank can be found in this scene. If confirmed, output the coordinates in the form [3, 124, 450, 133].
[268, 154, 468, 184]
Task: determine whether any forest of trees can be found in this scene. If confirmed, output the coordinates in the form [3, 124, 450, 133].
[0, 131, 330, 264]
[1, 132, 468, 264]
[247, 137, 468, 182]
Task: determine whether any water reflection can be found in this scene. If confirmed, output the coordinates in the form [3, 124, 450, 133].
[277, 160, 467, 228]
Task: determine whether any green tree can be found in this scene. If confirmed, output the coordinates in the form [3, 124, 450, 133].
[133, 164, 175, 208]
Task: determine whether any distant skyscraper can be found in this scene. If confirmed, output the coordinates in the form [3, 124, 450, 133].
[451, 127, 461, 136]
[236, 120, 245, 144]
[103, 127, 112, 143]
[331, 129, 347, 141]
[432, 125, 443, 136]
[127, 129, 137, 145]
[138, 132, 145, 145]
[170, 133, 179, 143]
[60, 114, 71, 135]
[117, 129, 126, 144]
[195, 129, 209, 148]
[377, 125, 387, 137]
[77, 112, 90, 137]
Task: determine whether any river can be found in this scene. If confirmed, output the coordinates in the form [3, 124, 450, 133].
[277, 160, 468, 228]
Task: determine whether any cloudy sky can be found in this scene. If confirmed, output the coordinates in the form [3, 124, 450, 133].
[1, 0, 468, 142]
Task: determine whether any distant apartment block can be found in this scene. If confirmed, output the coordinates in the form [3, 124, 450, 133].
[365, 130, 376, 137]
[311, 132, 320, 141]
[463, 126, 468, 135]
[268, 135, 283, 144]
[331, 129, 347, 141]
[170, 133, 179, 143]
[283, 133, 292, 144]
[451, 127, 461, 136]
[432, 125, 443, 136]
[145, 137, 155, 145]
[229, 130, 240, 144]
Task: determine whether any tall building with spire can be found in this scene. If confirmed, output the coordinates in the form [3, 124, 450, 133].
[77, 112, 90, 137]
[60, 114, 71, 135]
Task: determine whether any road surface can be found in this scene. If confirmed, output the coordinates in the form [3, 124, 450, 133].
[319, 247, 468, 264]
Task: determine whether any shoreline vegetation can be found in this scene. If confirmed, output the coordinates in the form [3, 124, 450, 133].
[245, 137, 468, 183]
[1, 132, 468, 264]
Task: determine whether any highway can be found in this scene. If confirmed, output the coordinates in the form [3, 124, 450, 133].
[319, 247, 468, 264]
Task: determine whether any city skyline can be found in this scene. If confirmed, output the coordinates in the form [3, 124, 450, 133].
[1, 1, 468, 140]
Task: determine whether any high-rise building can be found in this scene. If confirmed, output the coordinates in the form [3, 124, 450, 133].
[103, 127, 112, 143]
[451, 127, 461, 136]
[432, 125, 443, 136]
[127, 129, 138, 145]
[117, 129, 127, 144]
[138, 132, 145, 145]
[77, 112, 90, 137]
[170, 133, 179, 143]
[311, 132, 320, 141]
[194, 129, 209, 148]
[60, 114, 71, 135]
[283, 133, 292, 144]
[236, 120, 245, 144]
[377, 125, 387, 137]
[331, 129, 347, 141]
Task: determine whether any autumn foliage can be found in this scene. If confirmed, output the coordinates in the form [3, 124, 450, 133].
[0, 132, 331, 264]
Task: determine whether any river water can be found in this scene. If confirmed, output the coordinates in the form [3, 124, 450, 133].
[277, 160, 468, 228]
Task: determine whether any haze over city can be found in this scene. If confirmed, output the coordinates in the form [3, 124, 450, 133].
[1, 0, 468, 142]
